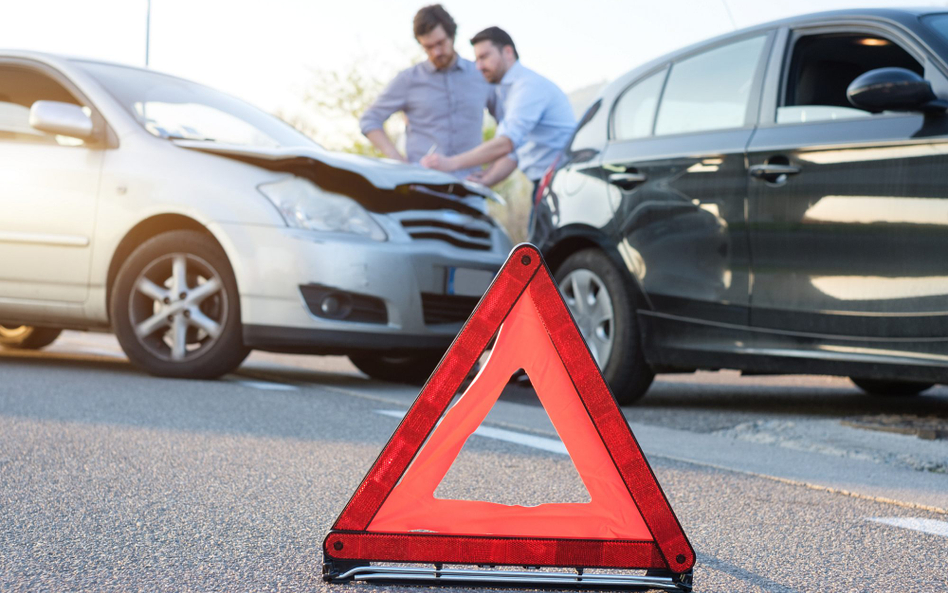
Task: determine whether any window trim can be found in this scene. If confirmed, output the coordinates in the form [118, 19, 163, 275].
[0, 57, 115, 148]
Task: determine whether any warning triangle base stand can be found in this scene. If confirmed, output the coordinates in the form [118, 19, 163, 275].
[323, 563, 692, 591]
[322, 245, 695, 592]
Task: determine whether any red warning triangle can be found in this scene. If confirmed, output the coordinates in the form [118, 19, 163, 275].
[324, 244, 694, 574]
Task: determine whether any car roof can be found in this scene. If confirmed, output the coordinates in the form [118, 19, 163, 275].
[598, 7, 948, 103]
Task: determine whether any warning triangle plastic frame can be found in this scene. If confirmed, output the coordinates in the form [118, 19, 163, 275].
[323, 244, 694, 589]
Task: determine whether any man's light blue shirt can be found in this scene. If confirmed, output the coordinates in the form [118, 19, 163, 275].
[493, 62, 576, 180]
[360, 56, 490, 179]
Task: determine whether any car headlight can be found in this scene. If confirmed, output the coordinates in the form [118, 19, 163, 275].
[258, 176, 387, 241]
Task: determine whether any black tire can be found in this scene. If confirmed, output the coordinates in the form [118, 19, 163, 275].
[349, 351, 444, 385]
[555, 249, 654, 405]
[850, 377, 934, 397]
[0, 325, 62, 350]
[111, 230, 250, 379]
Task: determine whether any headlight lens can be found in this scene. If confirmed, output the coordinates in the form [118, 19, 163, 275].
[258, 176, 387, 241]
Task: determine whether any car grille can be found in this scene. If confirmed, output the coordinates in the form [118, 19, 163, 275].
[421, 293, 481, 325]
[399, 214, 493, 251]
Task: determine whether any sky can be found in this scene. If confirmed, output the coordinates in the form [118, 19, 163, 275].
[3, 0, 947, 145]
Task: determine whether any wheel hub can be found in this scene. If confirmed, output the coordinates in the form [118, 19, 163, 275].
[558, 269, 615, 369]
[128, 253, 227, 362]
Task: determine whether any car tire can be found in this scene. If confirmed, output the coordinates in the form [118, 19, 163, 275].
[555, 249, 654, 405]
[850, 377, 934, 397]
[349, 351, 444, 385]
[0, 325, 62, 350]
[111, 230, 250, 379]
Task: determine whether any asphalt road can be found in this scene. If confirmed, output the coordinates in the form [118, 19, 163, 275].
[1, 332, 947, 592]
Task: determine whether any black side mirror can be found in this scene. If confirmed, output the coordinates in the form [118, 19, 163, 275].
[847, 67, 947, 113]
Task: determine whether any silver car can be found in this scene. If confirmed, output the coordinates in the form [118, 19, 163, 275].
[0, 51, 511, 382]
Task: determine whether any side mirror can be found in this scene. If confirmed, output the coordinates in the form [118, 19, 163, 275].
[29, 100, 94, 139]
[846, 67, 947, 113]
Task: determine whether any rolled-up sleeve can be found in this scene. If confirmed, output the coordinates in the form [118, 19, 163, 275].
[495, 82, 547, 150]
[360, 70, 409, 135]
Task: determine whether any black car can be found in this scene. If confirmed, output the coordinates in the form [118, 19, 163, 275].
[532, 8, 948, 404]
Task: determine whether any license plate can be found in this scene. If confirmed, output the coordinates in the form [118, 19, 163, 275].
[447, 267, 494, 297]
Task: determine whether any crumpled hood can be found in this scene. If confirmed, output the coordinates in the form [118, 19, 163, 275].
[172, 139, 500, 202]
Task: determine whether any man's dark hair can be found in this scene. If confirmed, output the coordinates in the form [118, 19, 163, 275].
[414, 4, 457, 39]
[470, 26, 519, 60]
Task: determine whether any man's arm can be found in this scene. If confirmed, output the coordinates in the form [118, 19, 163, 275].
[421, 135, 513, 172]
[422, 76, 546, 174]
[360, 71, 409, 162]
[470, 155, 518, 187]
[364, 129, 406, 161]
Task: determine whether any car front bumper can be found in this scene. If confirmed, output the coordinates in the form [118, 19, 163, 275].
[210, 222, 510, 355]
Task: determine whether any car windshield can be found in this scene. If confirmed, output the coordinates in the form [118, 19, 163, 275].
[74, 60, 318, 148]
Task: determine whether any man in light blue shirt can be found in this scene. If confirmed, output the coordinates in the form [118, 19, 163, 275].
[360, 4, 490, 179]
[421, 26, 576, 191]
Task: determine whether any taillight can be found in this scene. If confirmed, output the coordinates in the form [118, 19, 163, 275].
[534, 155, 560, 206]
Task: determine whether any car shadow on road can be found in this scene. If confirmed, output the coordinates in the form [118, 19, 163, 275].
[498, 373, 948, 433]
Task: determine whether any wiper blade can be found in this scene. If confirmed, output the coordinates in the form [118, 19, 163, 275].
[164, 134, 216, 142]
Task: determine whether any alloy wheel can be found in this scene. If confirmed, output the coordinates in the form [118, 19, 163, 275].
[128, 253, 227, 362]
[558, 268, 615, 368]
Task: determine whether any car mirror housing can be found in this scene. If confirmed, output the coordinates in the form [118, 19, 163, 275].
[847, 67, 948, 114]
[29, 100, 94, 139]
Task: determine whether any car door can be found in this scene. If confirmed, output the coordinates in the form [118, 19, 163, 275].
[0, 61, 103, 310]
[600, 32, 773, 326]
[747, 24, 948, 342]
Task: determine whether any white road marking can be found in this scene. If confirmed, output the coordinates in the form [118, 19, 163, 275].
[868, 517, 948, 538]
[375, 409, 567, 455]
[231, 379, 298, 391]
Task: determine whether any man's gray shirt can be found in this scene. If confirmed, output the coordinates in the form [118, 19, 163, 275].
[360, 56, 490, 179]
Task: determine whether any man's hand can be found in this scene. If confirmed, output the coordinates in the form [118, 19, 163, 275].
[466, 170, 485, 183]
[365, 129, 407, 162]
[423, 136, 515, 173]
[421, 153, 457, 171]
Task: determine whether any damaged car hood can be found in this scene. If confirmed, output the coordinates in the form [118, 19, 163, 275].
[173, 140, 502, 216]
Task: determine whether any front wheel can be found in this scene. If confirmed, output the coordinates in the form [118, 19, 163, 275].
[850, 377, 933, 397]
[349, 351, 444, 385]
[555, 249, 654, 405]
[0, 325, 62, 350]
[111, 230, 250, 379]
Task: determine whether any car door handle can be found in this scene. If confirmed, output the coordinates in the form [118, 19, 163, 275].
[608, 172, 648, 189]
[748, 164, 801, 180]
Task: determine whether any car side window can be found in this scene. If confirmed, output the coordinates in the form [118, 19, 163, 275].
[0, 65, 86, 146]
[611, 68, 667, 141]
[777, 33, 923, 124]
[654, 35, 767, 136]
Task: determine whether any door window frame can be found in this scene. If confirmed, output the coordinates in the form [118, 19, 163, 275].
[756, 21, 948, 129]
[0, 57, 115, 148]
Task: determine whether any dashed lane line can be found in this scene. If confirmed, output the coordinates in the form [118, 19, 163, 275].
[375, 409, 567, 454]
[868, 517, 948, 538]
[227, 378, 299, 391]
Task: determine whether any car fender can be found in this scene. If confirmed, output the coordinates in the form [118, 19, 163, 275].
[538, 224, 652, 311]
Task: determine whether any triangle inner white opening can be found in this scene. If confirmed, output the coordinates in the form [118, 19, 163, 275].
[433, 368, 592, 506]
